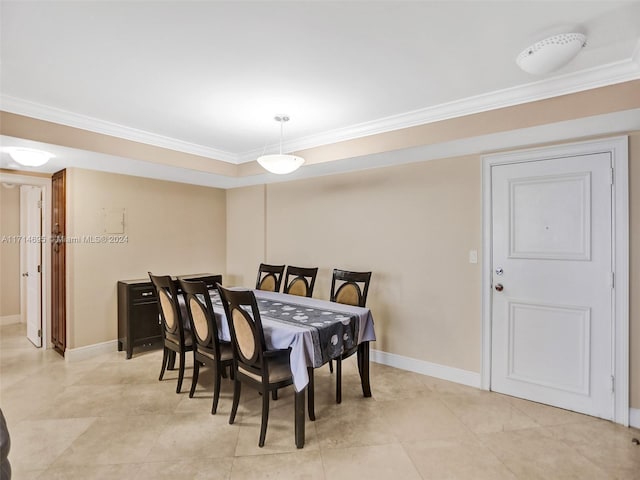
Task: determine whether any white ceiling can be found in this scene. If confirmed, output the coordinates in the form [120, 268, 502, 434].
[1, 1, 639, 184]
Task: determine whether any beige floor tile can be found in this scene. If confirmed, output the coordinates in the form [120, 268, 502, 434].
[145, 412, 238, 461]
[440, 391, 539, 434]
[135, 458, 233, 480]
[378, 396, 472, 443]
[231, 450, 324, 479]
[547, 421, 640, 479]
[41, 463, 143, 479]
[322, 443, 421, 480]
[314, 399, 398, 449]
[479, 427, 614, 479]
[403, 437, 517, 479]
[9, 417, 97, 472]
[504, 395, 600, 427]
[50, 415, 170, 467]
[420, 375, 484, 396]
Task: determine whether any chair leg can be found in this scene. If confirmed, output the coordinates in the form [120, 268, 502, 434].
[329, 359, 334, 373]
[229, 379, 241, 424]
[168, 350, 176, 370]
[212, 367, 222, 415]
[189, 356, 200, 398]
[159, 347, 169, 381]
[259, 389, 270, 448]
[336, 358, 342, 404]
[176, 350, 186, 394]
[272, 390, 278, 400]
[307, 367, 315, 421]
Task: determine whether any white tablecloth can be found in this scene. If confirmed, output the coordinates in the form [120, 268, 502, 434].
[210, 289, 375, 391]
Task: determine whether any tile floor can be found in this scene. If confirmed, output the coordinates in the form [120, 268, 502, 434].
[1, 323, 638, 479]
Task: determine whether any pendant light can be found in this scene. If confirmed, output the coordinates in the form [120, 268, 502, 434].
[257, 115, 305, 174]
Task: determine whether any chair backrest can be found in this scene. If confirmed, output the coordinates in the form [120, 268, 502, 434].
[283, 266, 318, 297]
[149, 272, 186, 343]
[179, 279, 222, 355]
[218, 285, 267, 377]
[177, 274, 222, 292]
[330, 269, 372, 307]
[255, 263, 285, 292]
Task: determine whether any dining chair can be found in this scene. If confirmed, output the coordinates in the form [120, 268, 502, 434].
[283, 266, 318, 297]
[179, 279, 233, 414]
[218, 285, 300, 447]
[329, 268, 372, 403]
[177, 274, 222, 292]
[255, 263, 285, 292]
[149, 272, 193, 394]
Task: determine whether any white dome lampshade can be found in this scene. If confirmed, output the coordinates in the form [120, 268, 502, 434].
[257, 115, 305, 175]
[7, 147, 54, 167]
[257, 153, 305, 175]
[516, 33, 586, 75]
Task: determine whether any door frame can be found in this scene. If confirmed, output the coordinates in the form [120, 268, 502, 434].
[0, 172, 52, 349]
[480, 136, 629, 426]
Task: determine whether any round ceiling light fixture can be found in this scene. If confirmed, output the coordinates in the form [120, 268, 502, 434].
[6, 147, 54, 167]
[516, 33, 586, 75]
[257, 115, 305, 175]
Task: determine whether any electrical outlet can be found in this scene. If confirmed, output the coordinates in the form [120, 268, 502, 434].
[469, 250, 478, 264]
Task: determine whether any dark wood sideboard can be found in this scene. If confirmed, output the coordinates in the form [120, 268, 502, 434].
[118, 279, 162, 359]
[117, 274, 220, 359]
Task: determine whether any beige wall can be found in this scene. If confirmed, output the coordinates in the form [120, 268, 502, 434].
[0, 185, 21, 317]
[225, 185, 265, 288]
[65, 168, 226, 349]
[229, 157, 481, 372]
[227, 132, 640, 409]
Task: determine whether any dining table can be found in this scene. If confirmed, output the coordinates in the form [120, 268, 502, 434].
[206, 288, 376, 448]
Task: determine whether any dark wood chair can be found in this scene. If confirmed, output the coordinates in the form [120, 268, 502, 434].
[177, 274, 222, 292]
[255, 263, 285, 292]
[218, 285, 303, 447]
[283, 266, 318, 297]
[149, 272, 193, 394]
[179, 278, 233, 414]
[330, 269, 372, 403]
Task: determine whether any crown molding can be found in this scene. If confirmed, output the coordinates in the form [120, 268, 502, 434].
[237, 56, 640, 163]
[0, 95, 239, 164]
[2, 54, 639, 166]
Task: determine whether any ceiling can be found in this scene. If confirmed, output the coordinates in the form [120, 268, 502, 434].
[1, 1, 639, 186]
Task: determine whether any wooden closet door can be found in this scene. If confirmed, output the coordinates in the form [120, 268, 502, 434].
[51, 169, 66, 355]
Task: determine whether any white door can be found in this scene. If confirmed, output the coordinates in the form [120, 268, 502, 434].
[490, 152, 613, 419]
[20, 185, 42, 347]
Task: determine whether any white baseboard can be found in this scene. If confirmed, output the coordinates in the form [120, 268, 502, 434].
[65, 339, 119, 363]
[0, 314, 21, 326]
[370, 348, 482, 389]
[630, 408, 640, 429]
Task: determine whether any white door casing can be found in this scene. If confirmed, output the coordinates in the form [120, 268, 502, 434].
[481, 136, 629, 426]
[20, 185, 43, 347]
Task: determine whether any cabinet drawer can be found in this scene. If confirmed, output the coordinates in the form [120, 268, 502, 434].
[130, 285, 156, 302]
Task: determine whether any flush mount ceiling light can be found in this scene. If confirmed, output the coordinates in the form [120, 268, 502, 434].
[6, 147, 54, 167]
[516, 33, 587, 75]
[257, 115, 305, 175]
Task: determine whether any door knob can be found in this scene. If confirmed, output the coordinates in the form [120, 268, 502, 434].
[22, 272, 29, 277]
[495, 283, 504, 292]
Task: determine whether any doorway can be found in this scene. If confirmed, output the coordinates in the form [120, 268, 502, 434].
[481, 136, 629, 426]
[0, 172, 52, 350]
